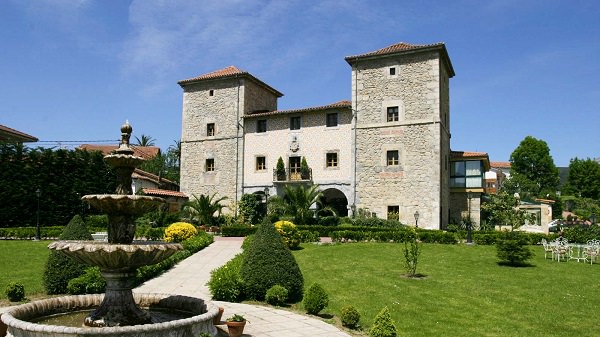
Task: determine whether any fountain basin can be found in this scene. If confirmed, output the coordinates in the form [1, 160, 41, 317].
[1, 293, 219, 337]
[82, 195, 165, 216]
[49, 241, 182, 271]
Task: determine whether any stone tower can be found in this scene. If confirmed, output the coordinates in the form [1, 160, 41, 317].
[345, 42, 454, 229]
[178, 66, 283, 205]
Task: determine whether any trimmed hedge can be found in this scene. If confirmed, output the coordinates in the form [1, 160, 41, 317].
[330, 228, 457, 244]
[240, 222, 304, 302]
[221, 225, 257, 237]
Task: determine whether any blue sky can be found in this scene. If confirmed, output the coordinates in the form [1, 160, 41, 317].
[1, 0, 598, 167]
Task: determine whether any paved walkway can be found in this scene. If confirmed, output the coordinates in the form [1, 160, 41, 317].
[134, 236, 352, 337]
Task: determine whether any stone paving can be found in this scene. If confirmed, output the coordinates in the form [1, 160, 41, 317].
[134, 236, 352, 337]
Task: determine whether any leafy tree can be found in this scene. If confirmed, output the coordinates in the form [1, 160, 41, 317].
[508, 136, 560, 197]
[563, 158, 600, 200]
[481, 192, 536, 231]
[182, 193, 228, 226]
[238, 193, 262, 225]
[269, 184, 325, 225]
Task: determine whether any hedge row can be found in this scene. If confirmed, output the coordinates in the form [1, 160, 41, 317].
[330, 229, 457, 244]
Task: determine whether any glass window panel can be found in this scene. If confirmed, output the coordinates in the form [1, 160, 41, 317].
[466, 161, 481, 175]
[466, 177, 482, 188]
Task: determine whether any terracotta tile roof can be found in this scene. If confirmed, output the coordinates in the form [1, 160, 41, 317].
[450, 151, 489, 159]
[79, 144, 160, 159]
[243, 100, 351, 118]
[133, 169, 177, 185]
[0, 124, 38, 142]
[490, 161, 511, 168]
[345, 41, 455, 77]
[178, 65, 284, 97]
[142, 188, 188, 199]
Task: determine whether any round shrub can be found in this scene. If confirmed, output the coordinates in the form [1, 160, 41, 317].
[43, 215, 92, 294]
[67, 267, 106, 295]
[240, 221, 304, 302]
[303, 283, 328, 315]
[369, 306, 398, 337]
[265, 284, 289, 306]
[274, 220, 301, 249]
[164, 222, 197, 243]
[208, 253, 245, 302]
[341, 305, 361, 328]
[496, 231, 534, 266]
[5, 282, 25, 302]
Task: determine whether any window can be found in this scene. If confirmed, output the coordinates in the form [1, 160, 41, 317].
[205, 158, 215, 172]
[387, 107, 399, 122]
[289, 157, 301, 173]
[389, 67, 396, 76]
[256, 156, 266, 171]
[290, 116, 301, 130]
[450, 160, 483, 188]
[326, 113, 338, 127]
[257, 119, 267, 133]
[209, 89, 214, 96]
[326, 153, 338, 167]
[387, 206, 399, 220]
[207, 123, 215, 136]
[387, 150, 399, 166]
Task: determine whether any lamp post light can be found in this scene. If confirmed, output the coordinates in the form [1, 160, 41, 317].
[591, 213, 596, 226]
[35, 188, 41, 241]
[263, 187, 270, 217]
[414, 210, 419, 229]
[466, 192, 473, 245]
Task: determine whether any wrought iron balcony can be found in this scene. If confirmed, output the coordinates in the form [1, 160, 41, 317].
[273, 168, 312, 183]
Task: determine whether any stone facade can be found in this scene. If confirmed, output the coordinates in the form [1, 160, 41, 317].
[179, 43, 459, 229]
[347, 46, 453, 228]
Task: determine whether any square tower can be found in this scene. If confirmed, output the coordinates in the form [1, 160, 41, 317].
[345, 42, 454, 229]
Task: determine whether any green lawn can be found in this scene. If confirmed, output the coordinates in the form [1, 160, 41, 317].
[0, 240, 50, 305]
[293, 243, 600, 337]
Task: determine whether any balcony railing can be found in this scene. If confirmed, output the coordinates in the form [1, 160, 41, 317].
[273, 168, 312, 183]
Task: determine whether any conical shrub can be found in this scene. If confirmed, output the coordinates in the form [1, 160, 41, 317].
[240, 221, 304, 301]
[369, 306, 398, 337]
[43, 215, 92, 294]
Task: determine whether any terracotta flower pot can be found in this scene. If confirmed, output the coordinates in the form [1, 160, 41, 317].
[226, 320, 246, 337]
[213, 307, 224, 325]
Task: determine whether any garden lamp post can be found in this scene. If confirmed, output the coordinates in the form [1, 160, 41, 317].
[414, 210, 419, 228]
[467, 192, 473, 244]
[263, 187, 270, 217]
[591, 213, 596, 226]
[35, 188, 41, 241]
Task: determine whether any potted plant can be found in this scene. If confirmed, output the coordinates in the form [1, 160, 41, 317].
[300, 156, 310, 180]
[225, 314, 247, 337]
[276, 157, 286, 181]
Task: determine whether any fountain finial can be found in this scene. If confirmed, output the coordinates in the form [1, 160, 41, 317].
[116, 120, 134, 155]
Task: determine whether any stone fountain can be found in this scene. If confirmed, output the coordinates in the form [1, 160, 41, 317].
[1, 122, 218, 337]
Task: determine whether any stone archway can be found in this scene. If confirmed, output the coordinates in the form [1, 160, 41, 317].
[320, 188, 349, 217]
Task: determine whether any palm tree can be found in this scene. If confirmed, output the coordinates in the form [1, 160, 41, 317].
[167, 140, 181, 167]
[269, 184, 333, 225]
[134, 134, 156, 146]
[182, 193, 228, 226]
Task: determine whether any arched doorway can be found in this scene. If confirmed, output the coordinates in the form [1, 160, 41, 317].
[320, 188, 349, 217]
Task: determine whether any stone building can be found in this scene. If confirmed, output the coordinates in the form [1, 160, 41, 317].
[178, 42, 483, 229]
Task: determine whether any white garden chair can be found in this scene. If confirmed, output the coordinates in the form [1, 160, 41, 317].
[541, 238, 554, 260]
[583, 239, 600, 265]
[553, 237, 570, 262]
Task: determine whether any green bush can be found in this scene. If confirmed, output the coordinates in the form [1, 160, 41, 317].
[303, 283, 328, 315]
[369, 306, 398, 337]
[43, 215, 92, 294]
[207, 253, 245, 302]
[5, 282, 25, 302]
[145, 227, 165, 241]
[67, 267, 105, 294]
[222, 225, 257, 237]
[496, 231, 534, 266]
[299, 230, 320, 243]
[241, 234, 255, 250]
[341, 305, 361, 328]
[240, 221, 304, 302]
[318, 216, 340, 226]
[265, 284, 289, 306]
